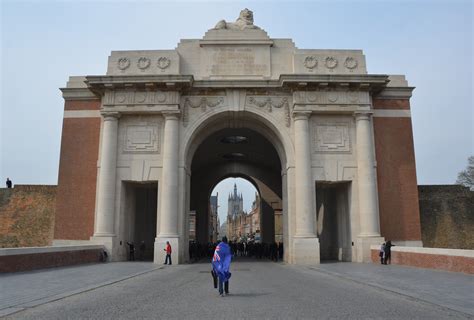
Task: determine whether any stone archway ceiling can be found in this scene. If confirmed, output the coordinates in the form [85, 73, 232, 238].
[191, 128, 281, 173]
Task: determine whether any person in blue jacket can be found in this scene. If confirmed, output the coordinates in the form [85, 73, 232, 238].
[212, 236, 232, 297]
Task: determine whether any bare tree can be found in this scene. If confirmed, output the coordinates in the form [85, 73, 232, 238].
[456, 156, 474, 190]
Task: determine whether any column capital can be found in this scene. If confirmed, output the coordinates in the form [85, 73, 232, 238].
[162, 110, 181, 120]
[101, 111, 121, 121]
[292, 110, 312, 121]
[354, 111, 373, 121]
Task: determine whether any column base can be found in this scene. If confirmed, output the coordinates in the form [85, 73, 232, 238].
[292, 236, 320, 265]
[154, 236, 180, 265]
[355, 236, 385, 263]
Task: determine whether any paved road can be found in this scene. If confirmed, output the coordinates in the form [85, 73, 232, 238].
[2, 260, 472, 319]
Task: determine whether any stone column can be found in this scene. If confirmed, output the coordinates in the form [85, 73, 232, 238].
[155, 111, 180, 264]
[355, 112, 380, 236]
[294, 111, 316, 237]
[355, 111, 384, 262]
[292, 111, 320, 264]
[94, 112, 120, 237]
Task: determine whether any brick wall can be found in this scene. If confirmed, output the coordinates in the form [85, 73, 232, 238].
[371, 246, 474, 274]
[418, 185, 474, 249]
[0, 245, 105, 273]
[0, 185, 56, 248]
[372, 98, 422, 242]
[54, 99, 101, 240]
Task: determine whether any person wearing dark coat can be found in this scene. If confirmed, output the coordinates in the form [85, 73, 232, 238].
[6, 178, 12, 188]
[126, 242, 135, 261]
[383, 241, 395, 265]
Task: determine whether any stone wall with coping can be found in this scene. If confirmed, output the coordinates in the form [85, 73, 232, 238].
[0, 245, 105, 273]
[370, 245, 474, 274]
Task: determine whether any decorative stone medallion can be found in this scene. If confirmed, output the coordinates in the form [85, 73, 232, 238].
[325, 56, 338, 69]
[303, 56, 318, 70]
[344, 57, 358, 70]
[117, 57, 130, 70]
[137, 57, 151, 70]
[157, 57, 171, 70]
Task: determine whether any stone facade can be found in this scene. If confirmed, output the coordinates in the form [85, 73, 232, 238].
[54, 9, 422, 264]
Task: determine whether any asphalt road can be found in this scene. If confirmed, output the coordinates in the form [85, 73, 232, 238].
[4, 260, 471, 319]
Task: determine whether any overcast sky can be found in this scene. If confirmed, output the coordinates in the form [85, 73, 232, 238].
[1, 0, 472, 222]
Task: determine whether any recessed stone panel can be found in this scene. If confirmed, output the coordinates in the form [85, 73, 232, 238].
[314, 123, 351, 153]
[123, 124, 159, 153]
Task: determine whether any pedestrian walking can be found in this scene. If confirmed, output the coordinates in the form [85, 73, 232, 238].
[6, 178, 12, 188]
[379, 242, 385, 264]
[384, 240, 395, 265]
[164, 241, 172, 265]
[212, 236, 232, 297]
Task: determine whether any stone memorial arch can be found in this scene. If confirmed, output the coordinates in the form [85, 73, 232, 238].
[54, 9, 422, 264]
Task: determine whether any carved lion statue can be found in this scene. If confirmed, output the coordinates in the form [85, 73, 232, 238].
[214, 8, 260, 30]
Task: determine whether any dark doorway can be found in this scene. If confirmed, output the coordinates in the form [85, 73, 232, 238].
[316, 183, 352, 261]
[125, 183, 157, 261]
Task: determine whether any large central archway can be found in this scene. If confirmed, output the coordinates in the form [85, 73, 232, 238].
[184, 111, 290, 262]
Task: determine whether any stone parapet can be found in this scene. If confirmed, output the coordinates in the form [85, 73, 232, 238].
[0, 245, 105, 273]
[370, 245, 474, 274]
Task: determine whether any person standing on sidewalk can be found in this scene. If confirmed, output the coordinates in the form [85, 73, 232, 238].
[164, 241, 172, 265]
[379, 242, 385, 265]
[212, 236, 232, 297]
[384, 240, 395, 265]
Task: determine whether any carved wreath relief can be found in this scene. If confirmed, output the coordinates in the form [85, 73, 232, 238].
[304, 56, 318, 71]
[116, 57, 171, 72]
[247, 97, 291, 127]
[117, 58, 131, 71]
[157, 57, 171, 70]
[344, 57, 357, 71]
[137, 57, 151, 70]
[182, 97, 225, 127]
[325, 56, 338, 70]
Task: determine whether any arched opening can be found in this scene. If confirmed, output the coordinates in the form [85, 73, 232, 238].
[186, 115, 286, 261]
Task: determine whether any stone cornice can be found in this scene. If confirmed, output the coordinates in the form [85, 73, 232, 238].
[85, 75, 194, 95]
[374, 87, 415, 99]
[60, 87, 98, 101]
[83, 74, 391, 92]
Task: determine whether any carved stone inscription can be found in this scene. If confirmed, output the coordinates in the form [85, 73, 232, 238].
[314, 123, 351, 153]
[204, 46, 270, 77]
[123, 125, 160, 153]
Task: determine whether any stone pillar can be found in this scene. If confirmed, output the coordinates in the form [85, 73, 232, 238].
[292, 111, 320, 265]
[91, 112, 120, 254]
[154, 111, 180, 264]
[355, 111, 384, 262]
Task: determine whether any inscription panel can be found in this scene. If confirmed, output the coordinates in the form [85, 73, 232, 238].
[314, 123, 351, 153]
[202, 46, 271, 77]
[123, 124, 160, 153]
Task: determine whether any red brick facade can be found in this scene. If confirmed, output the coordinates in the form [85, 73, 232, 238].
[54, 100, 101, 240]
[373, 98, 422, 242]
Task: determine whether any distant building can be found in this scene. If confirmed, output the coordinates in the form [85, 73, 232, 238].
[227, 185, 260, 242]
[209, 194, 219, 242]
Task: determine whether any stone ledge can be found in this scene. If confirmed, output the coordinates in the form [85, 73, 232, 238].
[370, 245, 474, 274]
[0, 245, 104, 256]
[0, 245, 106, 273]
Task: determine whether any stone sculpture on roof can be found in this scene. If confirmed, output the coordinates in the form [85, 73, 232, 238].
[214, 8, 260, 30]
